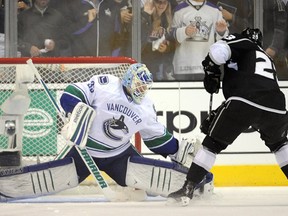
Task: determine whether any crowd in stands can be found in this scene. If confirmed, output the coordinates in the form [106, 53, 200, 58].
[263, 0, 288, 80]
[0, 0, 287, 80]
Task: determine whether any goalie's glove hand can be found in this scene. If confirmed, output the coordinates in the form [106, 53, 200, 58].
[202, 55, 221, 94]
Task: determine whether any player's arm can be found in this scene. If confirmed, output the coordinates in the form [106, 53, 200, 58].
[60, 80, 97, 148]
[60, 75, 98, 114]
[141, 127, 178, 157]
[202, 39, 231, 94]
[60, 84, 87, 114]
[140, 118, 201, 168]
[139, 102, 202, 167]
[139, 104, 178, 157]
[208, 39, 231, 65]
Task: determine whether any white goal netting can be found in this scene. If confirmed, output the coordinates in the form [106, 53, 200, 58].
[0, 57, 138, 166]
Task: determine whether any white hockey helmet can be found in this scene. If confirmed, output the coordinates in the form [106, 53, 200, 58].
[122, 63, 153, 104]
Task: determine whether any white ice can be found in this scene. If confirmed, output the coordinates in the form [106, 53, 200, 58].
[1, 187, 288, 216]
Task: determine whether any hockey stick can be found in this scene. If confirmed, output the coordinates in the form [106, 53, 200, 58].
[208, 94, 213, 120]
[26, 59, 67, 123]
[26, 59, 118, 201]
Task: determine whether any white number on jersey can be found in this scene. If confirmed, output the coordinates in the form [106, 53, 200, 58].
[255, 51, 276, 80]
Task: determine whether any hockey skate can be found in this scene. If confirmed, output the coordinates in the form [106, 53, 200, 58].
[170, 137, 202, 168]
[167, 172, 214, 206]
[167, 180, 195, 206]
[193, 172, 214, 197]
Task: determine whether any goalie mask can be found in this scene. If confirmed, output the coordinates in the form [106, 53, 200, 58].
[122, 63, 153, 104]
[241, 27, 263, 46]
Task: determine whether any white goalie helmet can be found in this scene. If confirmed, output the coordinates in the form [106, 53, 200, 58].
[122, 63, 153, 104]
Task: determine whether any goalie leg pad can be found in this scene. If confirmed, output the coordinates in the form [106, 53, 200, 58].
[0, 157, 79, 202]
[63, 102, 96, 148]
[125, 156, 213, 197]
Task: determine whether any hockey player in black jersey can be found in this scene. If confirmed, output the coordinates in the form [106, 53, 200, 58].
[167, 28, 288, 205]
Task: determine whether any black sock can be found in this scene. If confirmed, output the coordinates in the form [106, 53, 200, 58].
[186, 163, 208, 184]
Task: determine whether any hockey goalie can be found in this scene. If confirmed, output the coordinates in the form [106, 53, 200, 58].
[0, 62, 214, 202]
[58, 63, 214, 200]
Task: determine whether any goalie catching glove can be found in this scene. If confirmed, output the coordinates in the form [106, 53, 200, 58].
[170, 138, 203, 168]
[202, 55, 221, 94]
[61, 102, 96, 149]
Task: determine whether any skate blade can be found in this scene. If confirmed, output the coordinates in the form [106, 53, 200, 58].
[166, 196, 190, 207]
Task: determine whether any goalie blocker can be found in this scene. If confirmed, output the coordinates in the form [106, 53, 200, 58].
[62, 102, 96, 148]
[0, 157, 78, 202]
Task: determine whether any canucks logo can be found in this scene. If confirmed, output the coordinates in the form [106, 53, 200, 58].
[103, 115, 129, 141]
[98, 76, 109, 85]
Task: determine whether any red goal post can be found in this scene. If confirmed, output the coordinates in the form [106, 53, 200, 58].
[0, 57, 142, 165]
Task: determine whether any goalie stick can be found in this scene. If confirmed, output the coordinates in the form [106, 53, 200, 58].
[26, 59, 66, 123]
[26, 59, 119, 201]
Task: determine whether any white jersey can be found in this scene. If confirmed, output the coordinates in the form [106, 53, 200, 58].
[172, 0, 228, 75]
[64, 74, 167, 158]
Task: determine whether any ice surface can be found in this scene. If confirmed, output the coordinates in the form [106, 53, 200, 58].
[0, 187, 288, 216]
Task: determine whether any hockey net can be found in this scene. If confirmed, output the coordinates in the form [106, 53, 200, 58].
[0, 57, 141, 168]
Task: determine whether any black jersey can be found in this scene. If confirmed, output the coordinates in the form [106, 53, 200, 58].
[220, 33, 286, 111]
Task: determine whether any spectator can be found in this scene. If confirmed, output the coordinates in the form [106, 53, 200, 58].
[209, 0, 254, 33]
[263, 0, 288, 79]
[113, 0, 177, 81]
[111, 0, 133, 57]
[0, 2, 4, 57]
[142, 0, 179, 8]
[141, 0, 176, 81]
[49, 0, 70, 17]
[18, 0, 32, 13]
[66, 0, 126, 57]
[170, 0, 228, 81]
[17, 0, 70, 57]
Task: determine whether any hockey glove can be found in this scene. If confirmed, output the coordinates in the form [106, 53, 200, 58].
[200, 110, 216, 135]
[202, 55, 221, 94]
[200, 101, 226, 134]
[61, 102, 96, 149]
